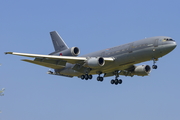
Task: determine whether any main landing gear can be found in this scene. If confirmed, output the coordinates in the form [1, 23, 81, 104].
[152, 58, 158, 69]
[97, 74, 104, 82]
[111, 79, 122, 85]
[81, 74, 93, 80]
[110, 70, 122, 85]
[80, 71, 123, 85]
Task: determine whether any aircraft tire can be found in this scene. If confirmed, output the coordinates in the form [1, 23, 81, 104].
[115, 79, 119, 84]
[81, 75, 85, 80]
[119, 79, 122, 84]
[99, 77, 103, 82]
[97, 76, 100, 81]
[152, 65, 157, 69]
[88, 75, 93, 79]
[85, 74, 89, 80]
[111, 80, 115, 84]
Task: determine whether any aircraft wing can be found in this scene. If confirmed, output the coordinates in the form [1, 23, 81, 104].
[5, 52, 114, 65]
[22, 59, 65, 69]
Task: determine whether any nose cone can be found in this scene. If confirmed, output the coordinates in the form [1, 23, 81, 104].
[169, 41, 177, 50]
[163, 41, 177, 55]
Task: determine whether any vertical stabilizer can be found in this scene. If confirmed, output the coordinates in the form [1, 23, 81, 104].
[50, 31, 69, 52]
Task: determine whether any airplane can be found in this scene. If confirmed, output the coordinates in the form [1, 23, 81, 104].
[5, 31, 177, 85]
[0, 88, 5, 96]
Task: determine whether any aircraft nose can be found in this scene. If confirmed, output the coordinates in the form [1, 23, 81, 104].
[166, 41, 177, 51]
[171, 41, 177, 49]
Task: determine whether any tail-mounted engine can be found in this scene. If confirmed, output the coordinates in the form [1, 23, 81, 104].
[85, 57, 105, 68]
[59, 47, 80, 56]
[132, 65, 151, 76]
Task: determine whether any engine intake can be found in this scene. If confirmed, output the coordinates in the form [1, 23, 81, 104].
[132, 65, 151, 76]
[86, 57, 105, 68]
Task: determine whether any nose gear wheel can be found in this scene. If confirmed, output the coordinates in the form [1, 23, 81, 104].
[152, 58, 158, 69]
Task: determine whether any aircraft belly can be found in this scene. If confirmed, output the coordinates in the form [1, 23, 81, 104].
[58, 68, 82, 76]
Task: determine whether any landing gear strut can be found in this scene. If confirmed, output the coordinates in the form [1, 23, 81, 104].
[111, 70, 122, 85]
[152, 58, 158, 69]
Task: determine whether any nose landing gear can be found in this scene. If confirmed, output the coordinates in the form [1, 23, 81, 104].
[152, 58, 158, 69]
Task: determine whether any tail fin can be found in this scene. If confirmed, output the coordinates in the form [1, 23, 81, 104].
[50, 31, 69, 52]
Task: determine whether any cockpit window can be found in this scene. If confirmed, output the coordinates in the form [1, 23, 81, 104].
[163, 38, 175, 41]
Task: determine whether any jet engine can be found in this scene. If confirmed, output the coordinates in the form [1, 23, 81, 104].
[132, 65, 151, 76]
[58, 47, 80, 56]
[86, 57, 105, 68]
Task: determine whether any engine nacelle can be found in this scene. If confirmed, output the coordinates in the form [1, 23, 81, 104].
[59, 47, 80, 56]
[86, 57, 105, 68]
[132, 65, 151, 76]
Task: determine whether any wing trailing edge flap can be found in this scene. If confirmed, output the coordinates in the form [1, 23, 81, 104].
[22, 59, 65, 69]
[72, 63, 90, 73]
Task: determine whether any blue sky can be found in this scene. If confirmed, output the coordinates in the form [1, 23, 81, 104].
[1, 0, 180, 120]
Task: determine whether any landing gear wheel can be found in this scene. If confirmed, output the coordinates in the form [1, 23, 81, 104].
[152, 65, 157, 69]
[97, 76, 103, 82]
[111, 79, 122, 85]
[111, 80, 115, 84]
[115, 79, 119, 84]
[81, 75, 85, 80]
[118, 79, 122, 84]
[152, 58, 158, 69]
[88, 75, 93, 79]
[97, 76, 100, 81]
[110, 70, 123, 85]
[99, 77, 103, 82]
[85, 74, 89, 80]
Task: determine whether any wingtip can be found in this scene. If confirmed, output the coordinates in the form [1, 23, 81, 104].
[5, 52, 13, 55]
